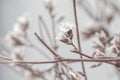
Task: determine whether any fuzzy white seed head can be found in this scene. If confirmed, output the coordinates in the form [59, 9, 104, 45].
[55, 32, 64, 40]
[56, 22, 75, 44]
[44, 0, 54, 11]
[18, 16, 29, 31]
[13, 23, 26, 37]
[59, 22, 75, 32]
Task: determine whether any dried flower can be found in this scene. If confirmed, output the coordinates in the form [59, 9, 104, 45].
[18, 16, 29, 31]
[5, 15, 30, 47]
[11, 47, 25, 60]
[59, 22, 75, 32]
[56, 22, 75, 44]
[13, 16, 29, 37]
[13, 23, 26, 37]
[44, 0, 55, 11]
[5, 32, 23, 46]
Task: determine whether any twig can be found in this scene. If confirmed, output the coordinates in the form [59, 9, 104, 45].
[49, 11, 57, 49]
[38, 16, 53, 46]
[73, 0, 87, 80]
[71, 42, 92, 58]
[34, 33, 61, 58]
[0, 58, 120, 64]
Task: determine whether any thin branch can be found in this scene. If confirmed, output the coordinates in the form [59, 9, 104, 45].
[38, 16, 53, 46]
[49, 11, 57, 49]
[0, 58, 120, 64]
[34, 33, 61, 58]
[73, 0, 87, 80]
[71, 42, 92, 58]
[71, 41, 115, 66]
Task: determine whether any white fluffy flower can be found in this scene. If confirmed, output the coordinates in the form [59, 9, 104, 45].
[59, 22, 75, 32]
[17, 16, 29, 31]
[18, 16, 28, 26]
[13, 23, 26, 37]
[44, 0, 55, 11]
[56, 22, 75, 44]
[56, 32, 64, 40]
[12, 16, 29, 37]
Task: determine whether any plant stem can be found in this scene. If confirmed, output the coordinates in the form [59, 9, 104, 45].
[73, 0, 87, 80]
[71, 42, 92, 58]
[0, 58, 120, 64]
[34, 33, 61, 58]
[38, 16, 53, 46]
[49, 11, 57, 49]
[70, 41, 116, 66]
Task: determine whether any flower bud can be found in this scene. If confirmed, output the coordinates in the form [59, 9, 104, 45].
[13, 23, 26, 37]
[44, 0, 54, 11]
[56, 22, 75, 44]
[18, 16, 29, 31]
[5, 32, 23, 46]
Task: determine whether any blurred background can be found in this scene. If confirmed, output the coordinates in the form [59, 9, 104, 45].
[0, 0, 120, 80]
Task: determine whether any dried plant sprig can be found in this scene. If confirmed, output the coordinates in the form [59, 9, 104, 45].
[1, 0, 120, 80]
